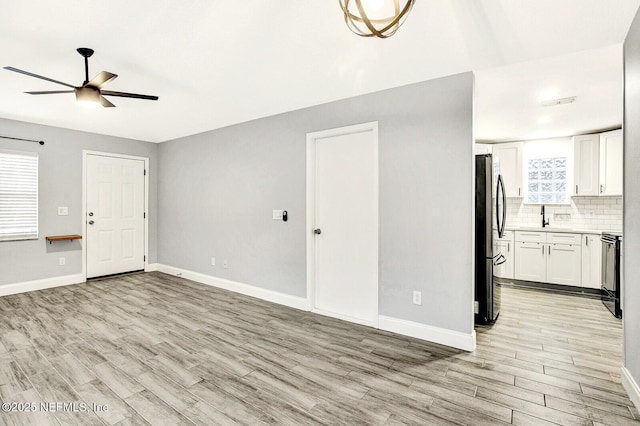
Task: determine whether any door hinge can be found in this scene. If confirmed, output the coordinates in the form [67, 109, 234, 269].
[144, 255, 146, 262]
[144, 169, 147, 176]
[474, 301, 479, 314]
[144, 212, 146, 219]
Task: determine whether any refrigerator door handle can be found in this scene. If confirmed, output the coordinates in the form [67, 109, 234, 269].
[496, 174, 506, 238]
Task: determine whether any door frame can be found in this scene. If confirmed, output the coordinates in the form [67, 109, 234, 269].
[305, 121, 379, 327]
[82, 150, 150, 280]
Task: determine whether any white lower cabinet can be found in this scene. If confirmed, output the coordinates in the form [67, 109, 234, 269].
[514, 231, 582, 286]
[581, 234, 602, 289]
[547, 244, 582, 286]
[493, 230, 514, 279]
[515, 241, 546, 282]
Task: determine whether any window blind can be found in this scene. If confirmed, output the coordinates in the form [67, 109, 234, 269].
[0, 150, 38, 241]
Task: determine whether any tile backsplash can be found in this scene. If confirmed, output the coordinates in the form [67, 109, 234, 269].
[504, 196, 622, 231]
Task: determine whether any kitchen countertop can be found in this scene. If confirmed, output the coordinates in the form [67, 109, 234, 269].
[501, 226, 623, 236]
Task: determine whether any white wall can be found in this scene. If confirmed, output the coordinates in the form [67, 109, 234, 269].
[0, 118, 159, 286]
[623, 5, 640, 408]
[158, 72, 475, 339]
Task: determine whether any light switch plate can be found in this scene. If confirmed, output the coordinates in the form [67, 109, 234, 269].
[58, 207, 69, 216]
[272, 209, 283, 220]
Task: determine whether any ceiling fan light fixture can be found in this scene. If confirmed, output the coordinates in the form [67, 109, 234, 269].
[75, 86, 101, 107]
[339, 0, 415, 39]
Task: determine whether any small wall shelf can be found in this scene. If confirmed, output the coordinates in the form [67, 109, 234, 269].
[46, 234, 82, 244]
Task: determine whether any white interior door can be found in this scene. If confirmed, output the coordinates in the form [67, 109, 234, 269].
[312, 125, 378, 326]
[86, 154, 145, 278]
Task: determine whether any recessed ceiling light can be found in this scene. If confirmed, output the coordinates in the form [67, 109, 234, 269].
[540, 96, 577, 107]
[537, 115, 551, 124]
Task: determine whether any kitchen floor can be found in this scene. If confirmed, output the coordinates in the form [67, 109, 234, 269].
[0, 272, 636, 425]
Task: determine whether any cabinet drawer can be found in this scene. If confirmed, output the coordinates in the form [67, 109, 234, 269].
[547, 233, 581, 245]
[493, 230, 514, 241]
[515, 231, 546, 243]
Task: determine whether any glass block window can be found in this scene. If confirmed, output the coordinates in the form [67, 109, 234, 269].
[526, 157, 567, 204]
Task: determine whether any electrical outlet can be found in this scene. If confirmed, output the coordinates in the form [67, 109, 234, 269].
[223, 260, 228, 269]
[412, 291, 422, 306]
[211, 257, 216, 266]
[57, 207, 69, 216]
[59, 257, 65, 266]
[272, 210, 283, 220]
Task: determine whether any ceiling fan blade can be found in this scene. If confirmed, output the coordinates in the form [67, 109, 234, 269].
[3, 66, 76, 89]
[99, 96, 115, 108]
[25, 90, 74, 95]
[101, 90, 158, 101]
[88, 71, 117, 88]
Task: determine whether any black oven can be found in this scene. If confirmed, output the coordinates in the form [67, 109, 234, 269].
[601, 233, 622, 318]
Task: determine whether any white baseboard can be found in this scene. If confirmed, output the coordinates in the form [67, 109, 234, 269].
[0, 273, 85, 297]
[379, 315, 476, 351]
[146, 263, 159, 272]
[312, 308, 377, 328]
[156, 264, 474, 351]
[156, 264, 311, 311]
[622, 367, 640, 410]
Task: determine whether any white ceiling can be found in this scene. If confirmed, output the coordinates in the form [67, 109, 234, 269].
[0, 1, 638, 143]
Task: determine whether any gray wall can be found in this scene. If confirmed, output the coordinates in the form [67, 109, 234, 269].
[159, 72, 474, 333]
[0, 118, 158, 285]
[624, 8, 640, 392]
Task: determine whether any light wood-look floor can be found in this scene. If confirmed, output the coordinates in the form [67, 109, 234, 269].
[0, 272, 636, 425]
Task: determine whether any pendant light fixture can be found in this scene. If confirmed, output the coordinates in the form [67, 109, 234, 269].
[339, 0, 415, 39]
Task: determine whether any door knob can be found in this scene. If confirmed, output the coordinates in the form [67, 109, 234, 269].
[88, 212, 94, 217]
[88, 220, 95, 225]
[314, 228, 322, 235]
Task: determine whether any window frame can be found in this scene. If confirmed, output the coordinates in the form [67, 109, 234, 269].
[0, 149, 39, 242]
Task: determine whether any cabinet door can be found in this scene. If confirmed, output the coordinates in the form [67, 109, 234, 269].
[492, 142, 523, 198]
[599, 130, 623, 196]
[502, 239, 514, 280]
[547, 244, 582, 286]
[581, 234, 602, 289]
[573, 134, 600, 196]
[515, 242, 545, 282]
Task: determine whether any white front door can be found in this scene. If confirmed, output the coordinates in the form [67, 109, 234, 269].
[309, 123, 379, 326]
[86, 154, 145, 278]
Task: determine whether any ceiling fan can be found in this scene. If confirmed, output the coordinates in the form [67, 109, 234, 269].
[3, 48, 158, 107]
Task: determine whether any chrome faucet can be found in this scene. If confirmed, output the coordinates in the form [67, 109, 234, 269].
[541, 205, 550, 228]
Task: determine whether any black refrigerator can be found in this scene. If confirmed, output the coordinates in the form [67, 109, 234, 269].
[475, 154, 506, 325]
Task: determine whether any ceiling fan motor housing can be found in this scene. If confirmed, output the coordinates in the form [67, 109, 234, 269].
[75, 86, 100, 103]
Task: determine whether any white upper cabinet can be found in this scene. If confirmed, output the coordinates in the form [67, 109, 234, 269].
[572, 129, 623, 197]
[572, 134, 600, 196]
[599, 130, 623, 196]
[492, 142, 523, 198]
